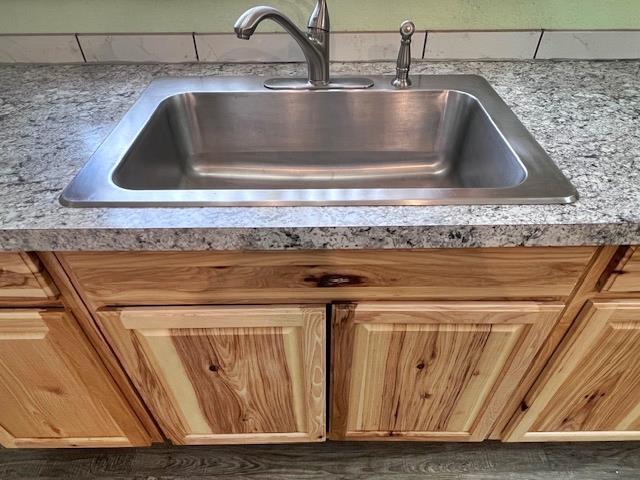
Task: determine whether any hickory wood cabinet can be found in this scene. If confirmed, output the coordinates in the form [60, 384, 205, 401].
[505, 246, 640, 442]
[0, 310, 149, 448]
[1, 245, 640, 447]
[0, 253, 150, 448]
[329, 302, 563, 441]
[504, 300, 640, 441]
[95, 305, 326, 444]
[56, 246, 598, 445]
[0, 252, 58, 303]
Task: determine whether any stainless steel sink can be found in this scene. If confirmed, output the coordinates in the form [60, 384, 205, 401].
[61, 75, 578, 206]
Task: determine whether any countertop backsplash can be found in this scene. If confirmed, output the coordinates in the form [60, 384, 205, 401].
[1, 30, 640, 63]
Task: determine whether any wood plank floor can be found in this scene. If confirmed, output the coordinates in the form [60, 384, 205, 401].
[0, 441, 638, 479]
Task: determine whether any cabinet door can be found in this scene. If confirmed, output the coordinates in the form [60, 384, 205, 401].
[504, 300, 640, 442]
[330, 302, 562, 441]
[97, 305, 325, 445]
[0, 309, 150, 448]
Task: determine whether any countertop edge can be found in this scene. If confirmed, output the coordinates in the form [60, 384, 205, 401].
[1, 223, 638, 251]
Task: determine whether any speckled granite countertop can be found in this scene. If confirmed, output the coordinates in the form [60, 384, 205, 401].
[0, 61, 638, 251]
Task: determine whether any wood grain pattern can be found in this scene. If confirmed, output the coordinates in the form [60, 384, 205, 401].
[0, 309, 150, 448]
[96, 305, 325, 445]
[40, 252, 163, 443]
[8, 436, 132, 448]
[330, 302, 563, 441]
[488, 245, 620, 439]
[59, 248, 595, 307]
[0, 310, 49, 339]
[504, 299, 640, 442]
[2, 441, 640, 479]
[603, 246, 640, 293]
[0, 252, 58, 301]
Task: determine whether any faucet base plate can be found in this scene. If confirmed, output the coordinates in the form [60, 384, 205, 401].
[264, 77, 374, 90]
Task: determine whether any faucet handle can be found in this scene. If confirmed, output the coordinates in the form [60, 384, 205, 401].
[399, 20, 415, 40]
[392, 20, 415, 88]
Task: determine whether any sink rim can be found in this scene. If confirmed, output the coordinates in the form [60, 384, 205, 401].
[60, 75, 578, 207]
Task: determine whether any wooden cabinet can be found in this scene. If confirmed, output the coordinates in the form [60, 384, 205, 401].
[330, 302, 563, 441]
[504, 300, 640, 442]
[0, 253, 58, 302]
[603, 247, 640, 293]
[0, 309, 149, 448]
[3, 247, 635, 447]
[96, 305, 326, 444]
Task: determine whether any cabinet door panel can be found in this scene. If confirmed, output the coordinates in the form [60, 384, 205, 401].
[330, 302, 562, 441]
[97, 306, 325, 445]
[0, 252, 58, 301]
[505, 300, 640, 441]
[0, 309, 149, 448]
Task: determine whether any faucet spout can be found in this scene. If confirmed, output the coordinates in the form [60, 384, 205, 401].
[234, 6, 297, 40]
[234, 5, 330, 86]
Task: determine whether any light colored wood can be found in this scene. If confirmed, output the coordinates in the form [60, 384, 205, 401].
[603, 246, 640, 293]
[40, 252, 164, 443]
[0, 252, 58, 301]
[342, 431, 475, 441]
[96, 305, 326, 445]
[504, 299, 640, 442]
[330, 302, 563, 441]
[0, 309, 151, 448]
[182, 432, 315, 445]
[119, 306, 308, 329]
[0, 310, 49, 339]
[11, 436, 133, 448]
[59, 248, 595, 307]
[488, 245, 620, 439]
[509, 431, 640, 442]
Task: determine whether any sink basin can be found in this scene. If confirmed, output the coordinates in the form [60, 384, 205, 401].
[61, 75, 577, 206]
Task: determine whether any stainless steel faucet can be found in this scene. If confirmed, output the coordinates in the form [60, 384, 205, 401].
[234, 1, 373, 90]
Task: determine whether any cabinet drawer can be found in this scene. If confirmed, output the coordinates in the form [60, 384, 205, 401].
[0, 309, 149, 448]
[96, 305, 326, 444]
[0, 253, 58, 301]
[60, 248, 595, 307]
[604, 247, 640, 293]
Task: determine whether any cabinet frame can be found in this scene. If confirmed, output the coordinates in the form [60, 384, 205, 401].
[58, 248, 596, 307]
[602, 246, 640, 293]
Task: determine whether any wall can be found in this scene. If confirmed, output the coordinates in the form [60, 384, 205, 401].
[3, 0, 640, 34]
